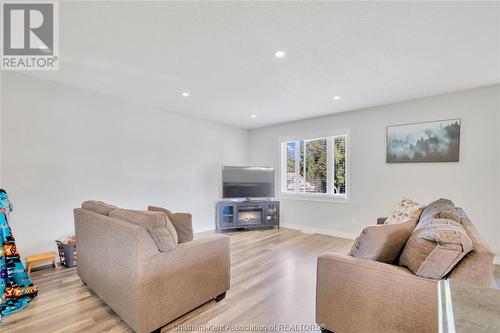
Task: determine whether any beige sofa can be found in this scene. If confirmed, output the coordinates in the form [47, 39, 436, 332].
[316, 207, 495, 333]
[74, 206, 230, 333]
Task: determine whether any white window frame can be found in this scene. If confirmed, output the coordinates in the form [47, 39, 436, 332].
[279, 128, 350, 203]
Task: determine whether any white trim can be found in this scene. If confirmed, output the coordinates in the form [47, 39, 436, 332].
[279, 194, 350, 204]
[281, 223, 357, 239]
[494, 256, 500, 266]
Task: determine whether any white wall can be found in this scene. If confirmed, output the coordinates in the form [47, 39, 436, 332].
[2, 72, 499, 259]
[248, 85, 500, 256]
[2, 72, 248, 258]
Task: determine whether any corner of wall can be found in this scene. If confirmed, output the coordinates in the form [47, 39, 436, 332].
[245, 127, 253, 165]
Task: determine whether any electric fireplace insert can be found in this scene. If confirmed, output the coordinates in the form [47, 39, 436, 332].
[216, 201, 280, 230]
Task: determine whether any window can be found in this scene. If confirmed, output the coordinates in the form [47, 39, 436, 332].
[281, 132, 348, 201]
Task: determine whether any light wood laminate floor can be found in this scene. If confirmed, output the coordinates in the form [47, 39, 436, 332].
[1, 229, 498, 333]
[1, 229, 351, 333]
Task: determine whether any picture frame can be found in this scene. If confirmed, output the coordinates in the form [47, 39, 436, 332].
[386, 119, 461, 163]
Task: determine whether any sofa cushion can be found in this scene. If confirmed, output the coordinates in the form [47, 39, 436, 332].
[348, 220, 416, 264]
[82, 200, 118, 216]
[417, 198, 461, 228]
[148, 206, 193, 243]
[399, 218, 473, 279]
[384, 198, 425, 225]
[109, 209, 178, 252]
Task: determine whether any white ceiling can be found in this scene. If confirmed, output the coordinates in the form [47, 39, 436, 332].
[26, 1, 500, 129]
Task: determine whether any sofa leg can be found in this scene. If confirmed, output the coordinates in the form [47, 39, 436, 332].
[215, 291, 226, 302]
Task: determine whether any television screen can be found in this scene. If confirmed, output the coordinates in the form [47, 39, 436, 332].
[222, 166, 275, 199]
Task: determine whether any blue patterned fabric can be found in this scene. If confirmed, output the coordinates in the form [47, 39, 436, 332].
[0, 191, 37, 322]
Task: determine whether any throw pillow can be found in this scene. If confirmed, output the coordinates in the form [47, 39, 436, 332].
[82, 200, 118, 216]
[348, 220, 416, 264]
[384, 198, 425, 225]
[148, 206, 193, 243]
[417, 198, 461, 229]
[109, 209, 178, 252]
[399, 218, 473, 279]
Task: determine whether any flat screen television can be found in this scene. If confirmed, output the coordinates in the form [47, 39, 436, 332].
[222, 166, 275, 199]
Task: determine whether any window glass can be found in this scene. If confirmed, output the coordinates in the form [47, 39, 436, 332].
[333, 135, 346, 194]
[304, 139, 327, 193]
[281, 134, 348, 199]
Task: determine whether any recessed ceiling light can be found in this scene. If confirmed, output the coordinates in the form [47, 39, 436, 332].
[274, 50, 286, 58]
[251, 114, 257, 119]
[333, 96, 341, 100]
[181, 92, 190, 97]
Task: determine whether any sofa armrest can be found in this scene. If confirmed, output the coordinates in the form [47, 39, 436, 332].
[316, 253, 438, 333]
[377, 217, 387, 225]
[136, 234, 230, 333]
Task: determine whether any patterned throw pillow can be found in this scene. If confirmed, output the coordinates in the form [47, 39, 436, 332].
[384, 198, 425, 225]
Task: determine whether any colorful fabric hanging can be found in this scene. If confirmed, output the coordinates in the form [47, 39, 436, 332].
[0, 190, 37, 322]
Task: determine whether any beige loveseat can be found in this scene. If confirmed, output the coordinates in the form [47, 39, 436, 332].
[316, 204, 495, 333]
[74, 203, 230, 333]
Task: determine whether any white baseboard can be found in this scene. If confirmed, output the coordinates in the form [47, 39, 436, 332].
[494, 256, 500, 266]
[281, 223, 357, 240]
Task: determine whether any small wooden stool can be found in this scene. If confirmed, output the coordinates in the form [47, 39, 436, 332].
[25, 251, 58, 273]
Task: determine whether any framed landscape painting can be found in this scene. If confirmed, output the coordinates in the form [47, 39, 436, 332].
[386, 119, 461, 163]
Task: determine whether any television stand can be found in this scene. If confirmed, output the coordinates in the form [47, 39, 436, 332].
[216, 200, 279, 231]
